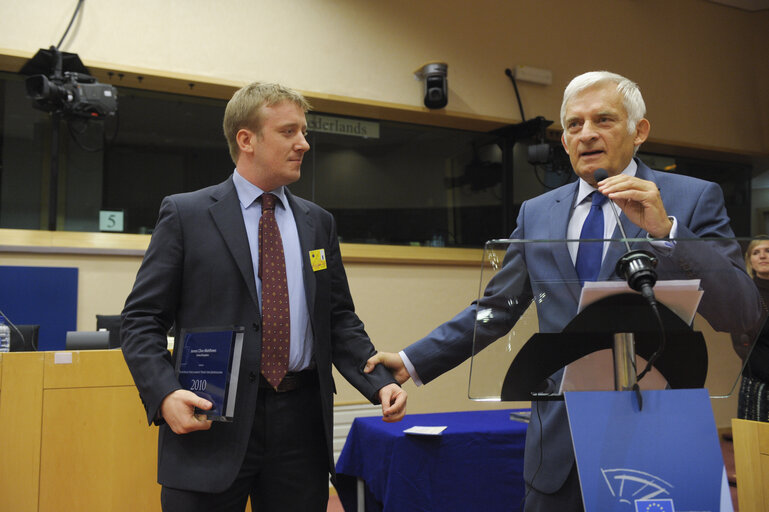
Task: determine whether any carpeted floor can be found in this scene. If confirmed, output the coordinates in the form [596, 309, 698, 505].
[327, 492, 344, 512]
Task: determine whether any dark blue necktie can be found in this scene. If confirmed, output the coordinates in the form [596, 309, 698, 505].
[575, 191, 607, 285]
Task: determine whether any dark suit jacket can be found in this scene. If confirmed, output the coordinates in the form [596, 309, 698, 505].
[121, 176, 396, 492]
[403, 159, 761, 495]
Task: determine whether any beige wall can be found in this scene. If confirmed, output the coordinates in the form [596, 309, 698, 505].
[0, 0, 767, 154]
[340, 260, 528, 413]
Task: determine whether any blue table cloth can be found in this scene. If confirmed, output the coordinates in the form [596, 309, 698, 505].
[335, 409, 528, 512]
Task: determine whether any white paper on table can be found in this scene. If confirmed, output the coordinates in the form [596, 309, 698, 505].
[578, 279, 703, 325]
[403, 426, 447, 436]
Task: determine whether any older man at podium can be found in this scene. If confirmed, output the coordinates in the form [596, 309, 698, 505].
[366, 70, 760, 511]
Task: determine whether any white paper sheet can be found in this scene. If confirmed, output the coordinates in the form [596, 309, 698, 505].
[578, 279, 703, 325]
[403, 426, 447, 436]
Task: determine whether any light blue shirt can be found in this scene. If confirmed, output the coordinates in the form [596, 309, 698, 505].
[232, 170, 314, 372]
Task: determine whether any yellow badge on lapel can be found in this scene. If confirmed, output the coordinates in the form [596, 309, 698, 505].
[309, 249, 327, 272]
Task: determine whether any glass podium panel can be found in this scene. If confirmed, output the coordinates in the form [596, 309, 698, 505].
[468, 237, 765, 401]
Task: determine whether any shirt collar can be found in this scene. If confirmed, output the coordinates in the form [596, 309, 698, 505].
[232, 169, 288, 210]
[575, 159, 638, 207]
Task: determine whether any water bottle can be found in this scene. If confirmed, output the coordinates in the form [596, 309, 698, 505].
[0, 317, 10, 352]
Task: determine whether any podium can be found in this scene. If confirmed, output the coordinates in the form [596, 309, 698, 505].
[466, 238, 764, 511]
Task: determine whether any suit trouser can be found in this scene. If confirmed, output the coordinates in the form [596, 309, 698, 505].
[524, 464, 584, 512]
[161, 371, 328, 512]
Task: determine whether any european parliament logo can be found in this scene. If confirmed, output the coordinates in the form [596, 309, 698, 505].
[635, 499, 675, 512]
[601, 468, 673, 504]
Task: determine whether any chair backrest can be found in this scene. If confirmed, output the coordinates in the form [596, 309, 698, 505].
[95, 314, 122, 349]
[65, 331, 110, 350]
[10, 324, 40, 352]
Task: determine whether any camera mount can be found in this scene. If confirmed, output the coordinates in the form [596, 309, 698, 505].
[414, 62, 448, 109]
[20, 47, 118, 230]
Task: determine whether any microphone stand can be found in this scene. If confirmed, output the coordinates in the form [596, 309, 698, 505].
[0, 310, 29, 351]
[601, 182, 661, 411]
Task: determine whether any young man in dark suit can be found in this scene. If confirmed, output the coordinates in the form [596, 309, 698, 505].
[121, 82, 406, 512]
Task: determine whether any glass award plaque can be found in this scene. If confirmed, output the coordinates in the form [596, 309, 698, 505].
[174, 326, 244, 422]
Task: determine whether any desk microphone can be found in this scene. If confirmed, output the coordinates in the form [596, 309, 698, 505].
[0, 309, 28, 351]
[594, 168, 658, 306]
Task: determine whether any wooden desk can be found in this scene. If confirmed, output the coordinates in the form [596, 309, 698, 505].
[0, 350, 160, 512]
[732, 418, 769, 512]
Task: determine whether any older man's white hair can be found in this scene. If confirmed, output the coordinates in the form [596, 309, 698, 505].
[560, 71, 647, 137]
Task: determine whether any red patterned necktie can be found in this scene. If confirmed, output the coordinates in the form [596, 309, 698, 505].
[258, 193, 290, 388]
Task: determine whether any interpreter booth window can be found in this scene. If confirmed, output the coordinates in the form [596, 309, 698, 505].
[0, 72, 506, 246]
[296, 115, 505, 247]
[638, 153, 752, 236]
[0, 71, 752, 243]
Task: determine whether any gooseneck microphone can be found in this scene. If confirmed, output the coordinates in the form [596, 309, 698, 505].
[594, 168, 664, 383]
[593, 168, 658, 306]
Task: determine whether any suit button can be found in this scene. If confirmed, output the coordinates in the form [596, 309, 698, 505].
[249, 371, 257, 382]
[253, 323, 260, 332]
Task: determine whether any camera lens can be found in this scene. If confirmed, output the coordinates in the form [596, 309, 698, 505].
[424, 75, 447, 109]
[25, 75, 51, 99]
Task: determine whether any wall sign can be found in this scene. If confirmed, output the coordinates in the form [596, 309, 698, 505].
[307, 114, 379, 139]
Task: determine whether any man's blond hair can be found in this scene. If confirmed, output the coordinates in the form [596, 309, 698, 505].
[223, 82, 311, 164]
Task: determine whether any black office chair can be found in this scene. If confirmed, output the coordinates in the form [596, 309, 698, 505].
[96, 314, 122, 349]
[65, 330, 110, 350]
[10, 324, 40, 352]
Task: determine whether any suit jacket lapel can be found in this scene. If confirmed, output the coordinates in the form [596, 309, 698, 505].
[286, 190, 317, 315]
[208, 178, 259, 309]
[550, 182, 580, 285]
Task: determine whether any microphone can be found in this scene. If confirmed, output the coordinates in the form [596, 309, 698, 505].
[0, 309, 29, 351]
[593, 168, 658, 304]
